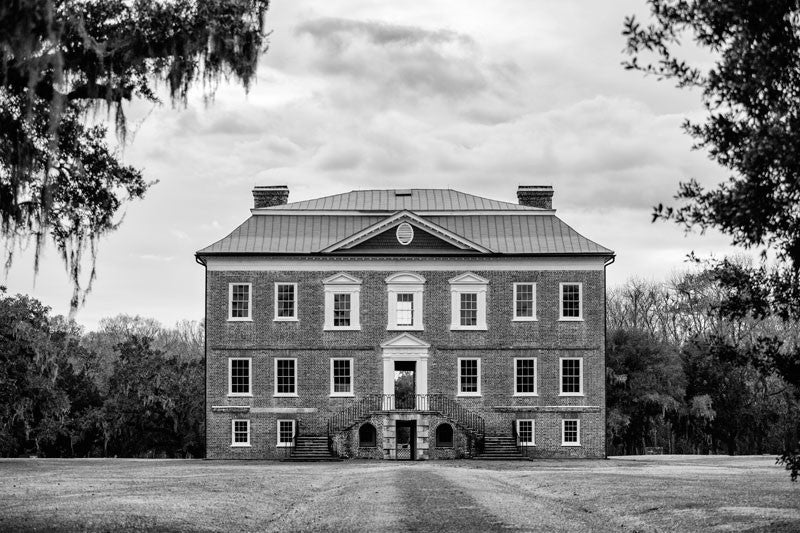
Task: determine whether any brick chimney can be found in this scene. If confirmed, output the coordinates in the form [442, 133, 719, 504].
[517, 185, 554, 209]
[253, 185, 289, 208]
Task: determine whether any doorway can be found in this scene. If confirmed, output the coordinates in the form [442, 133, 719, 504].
[394, 361, 416, 410]
[396, 420, 416, 460]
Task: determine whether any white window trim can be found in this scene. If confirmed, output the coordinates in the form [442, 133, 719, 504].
[228, 283, 252, 322]
[449, 273, 488, 331]
[516, 419, 536, 446]
[457, 357, 481, 397]
[385, 272, 425, 331]
[323, 274, 362, 331]
[231, 419, 251, 447]
[330, 358, 355, 397]
[559, 282, 583, 321]
[276, 419, 296, 447]
[561, 419, 581, 447]
[274, 358, 299, 397]
[513, 357, 538, 397]
[274, 282, 299, 322]
[559, 357, 584, 397]
[512, 283, 537, 321]
[228, 357, 253, 397]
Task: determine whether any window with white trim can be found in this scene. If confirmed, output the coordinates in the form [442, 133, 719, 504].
[323, 273, 361, 330]
[513, 283, 537, 321]
[277, 419, 295, 447]
[330, 358, 354, 396]
[228, 283, 252, 321]
[228, 358, 252, 396]
[386, 273, 425, 330]
[274, 283, 298, 321]
[274, 358, 297, 396]
[560, 358, 583, 396]
[457, 358, 481, 396]
[559, 282, 583, 321]
[517, 419, 535, 445]
[449, 273, 488, 330]
[231, 419, 250, 447]
[514, 358, 537, 396]
[562, 419, 581, 446]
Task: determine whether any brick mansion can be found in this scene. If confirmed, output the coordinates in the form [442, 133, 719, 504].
[195, 185, 614, 460]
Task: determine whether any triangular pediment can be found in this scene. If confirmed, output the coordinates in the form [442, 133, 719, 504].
[320, 211, 493, 254]
[380, 332, 431, 349]
[322, 272, 362, 285]
[449, 272, 489, 285]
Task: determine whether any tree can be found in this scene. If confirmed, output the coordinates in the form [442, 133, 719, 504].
[624, 0, 800, 480]
[0, 0, 270, 310]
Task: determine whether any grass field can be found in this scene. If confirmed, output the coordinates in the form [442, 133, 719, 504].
[0, 456, 798, 532]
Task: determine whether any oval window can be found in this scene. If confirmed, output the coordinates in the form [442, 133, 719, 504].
[396, 223, 414, 245]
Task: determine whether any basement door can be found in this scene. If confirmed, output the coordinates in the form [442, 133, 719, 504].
[396, 420, 416, 461]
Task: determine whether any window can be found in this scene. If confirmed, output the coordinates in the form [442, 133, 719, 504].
[323, 273, 361, 330]
[449, 273, 488, 330]
[560, 282, 583, 320]
[517, 419, 535, 445]
[435, 424, 454, 448]
[277, 419, 295, 447]
[460, 293, 478, 326]
[228, 283, 252, 321]
[514, 358, 537, 396]
[228, 358, 252, 396]
[274, 283, 298, 321]
[386, 273, 425, 330]
[457, 358, 481, 396]
[330, 358, 354, 396]
[560, 358, 583, 396]
[396, 293, 414, 326]
[274, 358, 297, 396]
[513, 283, 537, 321]
[562, 419, 581, 446]
[231, 419, 250, 447]
[359, 423, 377, 448]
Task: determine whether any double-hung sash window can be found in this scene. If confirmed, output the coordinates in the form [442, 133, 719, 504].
[457, 358, 481, 396]
[333, 294, 351, 327]
[323, 273, 362, 330]
[229, 358, 252, 396]
[513, 283, 537, 321]
[275, 358, 297, 396]
[330, 358, 354, 396]
[559, 282, 583, 321]
[231, 419, 250, 447]
[228, 283, 252, 321]
[449, 273, 488, 330]
[274, 283, 298, 321]
[562, 419, 581, 446]
[517, 419, 535, 445]
[386, 273, 425, 330]
[514, 358, 537, 396]
[277, 420, 296, 447]
[560, 358, 583, 396]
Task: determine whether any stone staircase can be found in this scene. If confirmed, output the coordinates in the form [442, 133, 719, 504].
[283, 436, 341, 462]
[474, 435, 528, 461]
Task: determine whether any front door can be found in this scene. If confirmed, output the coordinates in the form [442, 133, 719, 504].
[396, 420, 416, 460]
[394, 361, 416, 409]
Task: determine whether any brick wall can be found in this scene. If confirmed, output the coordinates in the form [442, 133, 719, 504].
[205, 265, 606, 460]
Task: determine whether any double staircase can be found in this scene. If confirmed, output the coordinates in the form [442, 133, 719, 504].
[474, 435, 529, 461]
[283, 436, 340, 462]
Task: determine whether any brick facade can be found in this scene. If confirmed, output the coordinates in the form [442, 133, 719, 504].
[204, 262, 607, 460]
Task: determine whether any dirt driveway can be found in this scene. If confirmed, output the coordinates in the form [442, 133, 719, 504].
[0, 456, 798, 532]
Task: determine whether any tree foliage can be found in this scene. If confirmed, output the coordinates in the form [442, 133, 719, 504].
[0, 0, 270, 310]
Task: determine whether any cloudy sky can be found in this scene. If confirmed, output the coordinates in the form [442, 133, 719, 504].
[5, 0, 742, 330]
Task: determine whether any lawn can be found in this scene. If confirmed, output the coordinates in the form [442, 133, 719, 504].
[0, 456, 798, 532]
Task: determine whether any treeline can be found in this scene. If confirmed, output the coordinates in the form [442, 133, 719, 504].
[0, 289, 204, 458]
[606, 265, 800, 457]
